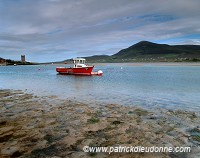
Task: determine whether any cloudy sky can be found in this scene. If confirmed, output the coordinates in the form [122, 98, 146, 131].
[0, 0, 200, 62]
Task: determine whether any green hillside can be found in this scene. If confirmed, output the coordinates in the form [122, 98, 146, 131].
[84, 41, 200, 62]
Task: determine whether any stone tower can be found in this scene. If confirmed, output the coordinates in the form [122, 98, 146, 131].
[21, 55, 26, 63]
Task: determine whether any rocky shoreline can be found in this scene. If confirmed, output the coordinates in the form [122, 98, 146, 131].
[0, 89, 199, 158]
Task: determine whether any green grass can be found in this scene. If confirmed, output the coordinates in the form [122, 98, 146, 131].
[134, 109, 149, 116]
[128, 111, 134, 114]
[192, 135, 200, 142]
[87, 117, 100, 124]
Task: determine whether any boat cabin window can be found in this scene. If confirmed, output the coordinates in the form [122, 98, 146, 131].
[77, 65, 83, 67]
[73, 59, 85, 64]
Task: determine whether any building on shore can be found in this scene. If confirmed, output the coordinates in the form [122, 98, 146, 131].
[21, 55, 26, 63]
[0, 57, 7, 66]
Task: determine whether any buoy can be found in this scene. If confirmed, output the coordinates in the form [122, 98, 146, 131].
[97, 70, 103, 76]
[38, 68, 40, 70]
[91, 70, 103, 76]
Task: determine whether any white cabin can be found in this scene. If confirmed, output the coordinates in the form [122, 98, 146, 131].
[73, 58, 87, 68]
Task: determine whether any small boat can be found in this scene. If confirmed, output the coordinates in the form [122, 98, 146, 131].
[56, 58, 102, 76]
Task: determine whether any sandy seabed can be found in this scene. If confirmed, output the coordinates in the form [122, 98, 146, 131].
[0, 89, 200, 158]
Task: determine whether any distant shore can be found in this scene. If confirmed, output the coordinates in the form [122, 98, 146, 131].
[0, 89, 199, 157]
[91, 62, 200, 66]
[41, 62, 200, 67]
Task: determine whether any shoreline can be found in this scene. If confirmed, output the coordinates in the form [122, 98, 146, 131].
[2, 62, 200, 67]
[90, 62, 200, 67]
[0, 89, 200, 157]
[43, 62, 200, 66]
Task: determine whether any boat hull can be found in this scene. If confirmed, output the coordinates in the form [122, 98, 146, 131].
[56, 66, 94, 76]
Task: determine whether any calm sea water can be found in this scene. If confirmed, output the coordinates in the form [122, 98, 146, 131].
[0, 64, 200, 112]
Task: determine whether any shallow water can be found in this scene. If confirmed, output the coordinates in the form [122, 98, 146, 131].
[0, 64, 200, 112]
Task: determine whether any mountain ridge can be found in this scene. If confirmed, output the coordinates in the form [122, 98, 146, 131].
[81, 41, 200, 62]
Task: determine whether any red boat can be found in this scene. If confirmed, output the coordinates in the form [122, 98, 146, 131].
[56, 58, 102, 76]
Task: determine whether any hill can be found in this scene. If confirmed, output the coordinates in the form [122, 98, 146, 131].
[82, 41, 200, 62]
[111, 41, 200, 62]
[62, 55, 110, 64]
